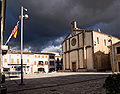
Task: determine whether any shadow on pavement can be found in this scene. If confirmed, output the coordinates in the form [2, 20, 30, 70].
[6, 73, 109, 94]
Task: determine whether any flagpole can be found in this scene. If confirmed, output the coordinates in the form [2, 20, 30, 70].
[5, 34, 12, 45]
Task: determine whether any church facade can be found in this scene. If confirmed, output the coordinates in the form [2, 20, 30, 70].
[62, 21, 120, 72]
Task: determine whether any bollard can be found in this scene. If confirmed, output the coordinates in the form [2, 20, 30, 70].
[1, 73, 5, 83]
[1, 84, 7, 94]
[1, 73, 7, 94]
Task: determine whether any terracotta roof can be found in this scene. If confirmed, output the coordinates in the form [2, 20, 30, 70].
[55, 56, 62, 57]
[8, 50, 55, 55]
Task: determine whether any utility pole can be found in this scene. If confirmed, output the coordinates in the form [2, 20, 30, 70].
[0, 0, 6, 83]
[108, 36, 115, 73]
[0, 0, 2, 83]
[111, 38, 115, 73]
[1, 0, 7, 93]
[20, 6, 28, 85]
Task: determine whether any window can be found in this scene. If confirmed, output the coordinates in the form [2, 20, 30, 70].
[17, 59, 19, 64]
[4, 58, 7, 62]
[3, 68, 10, 72]
[34, 61, 36, 65]
[50, 61, 54, 66]
[38, 61, 43, 65]
[97, 37, 99, 44]
[11, 58, 14, 64]
[27, 59, 29, 63]
[38, 68, 44, 72]
[45, 61, 48, 65]
[117, 47, 120, 54]
[49, 56, 55, 59]
[35, 55, 37, 58]
[15, 66, 21, 71]
[104, 39, 106, 46]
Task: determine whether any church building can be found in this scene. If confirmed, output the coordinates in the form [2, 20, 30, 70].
[62, 21, 120, 72]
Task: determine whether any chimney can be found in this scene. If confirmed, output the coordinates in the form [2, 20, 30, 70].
[97, 28, 101, 32]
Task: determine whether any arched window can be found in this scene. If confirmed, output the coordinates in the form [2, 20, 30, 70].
[104, 39, 106, 46]
[97, 37, 99, 44]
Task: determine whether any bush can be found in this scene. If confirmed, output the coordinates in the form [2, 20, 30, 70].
[103, 73, 120, 94]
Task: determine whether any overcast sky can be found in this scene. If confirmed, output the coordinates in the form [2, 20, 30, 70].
[4, 0, 120, 53]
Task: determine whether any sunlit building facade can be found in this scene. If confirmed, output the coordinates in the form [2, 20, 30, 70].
[2, 51, 55, 73]
[62, 28, 120, 72]
[55, 53, 63, 71]
[110, 41, 120, 72]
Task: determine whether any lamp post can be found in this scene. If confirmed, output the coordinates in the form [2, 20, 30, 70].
[20, 6, 28, 85]
[108, 35, 115, 73]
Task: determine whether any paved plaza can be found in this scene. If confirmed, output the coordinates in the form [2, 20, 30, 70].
[6, 72, 112, 94]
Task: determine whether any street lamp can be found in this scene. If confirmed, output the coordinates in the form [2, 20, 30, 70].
[20, 6, 28, 85]
[108, 35, 115, 73]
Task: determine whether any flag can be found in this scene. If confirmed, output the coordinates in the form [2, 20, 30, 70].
[14, 30, 17, 38]
[11, 21, 19, 38]
[5, 21, 19, 45]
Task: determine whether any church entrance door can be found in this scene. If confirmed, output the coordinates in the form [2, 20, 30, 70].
[72, 62, 76, 72]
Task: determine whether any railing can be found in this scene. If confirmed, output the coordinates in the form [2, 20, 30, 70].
[5, 71, 21, 78]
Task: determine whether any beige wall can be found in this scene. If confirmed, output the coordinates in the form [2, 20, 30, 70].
[79, 33, 83, 47]
[66, 40, 69, 51]
[111, 42, 120, 72]
[84, 32, 92, 47]
[79, 49, 84, 68]
[63, 54, 66, 71]
[66, 53, 70, 69]
[86, 47, 94, 70]
[70, 50, 78, 70]
[62, 42, 66, 53]
[93, 31, 120, 54]
[84, 32, 94, 70]
[62, 31, 94, 71]
[93, 31, 110, 54]
[62, 30, 120, 72]
[93, 31, 120, 70]
[70, 36, 78, 50]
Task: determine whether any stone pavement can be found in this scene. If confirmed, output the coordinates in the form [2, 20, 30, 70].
[6, 72, 111, 94]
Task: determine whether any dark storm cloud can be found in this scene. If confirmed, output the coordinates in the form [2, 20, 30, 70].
[4, 0, 120, 52]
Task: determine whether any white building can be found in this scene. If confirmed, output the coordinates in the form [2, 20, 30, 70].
[55, 53, 63, 71]
[41, 52, 63, 71]
[2, 50, 55, 73]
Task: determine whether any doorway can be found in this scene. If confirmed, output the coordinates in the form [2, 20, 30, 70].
[118, 62, 120, 72]
[72, 62, 76, 72]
